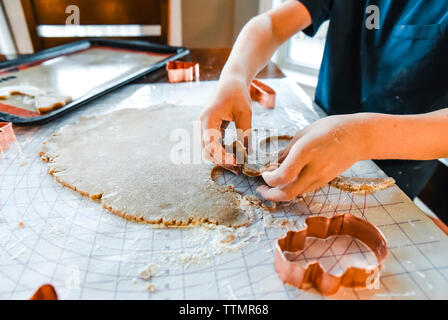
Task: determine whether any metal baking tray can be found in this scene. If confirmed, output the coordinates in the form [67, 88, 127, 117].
[0, 39, 189, 125]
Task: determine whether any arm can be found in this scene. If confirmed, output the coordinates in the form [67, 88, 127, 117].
[220, 0, 312, 86]
[362, 110, 448, 161]
[200, 0, 312, 167]
[257, 110, 448, 202]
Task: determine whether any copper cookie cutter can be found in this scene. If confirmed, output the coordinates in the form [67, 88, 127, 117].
[275, 214, 388, 295]
[30, 284, 58, 300]
[250, 79, 276, 109]
[0, 122, 16, 152]
[166, 61, 200, 83]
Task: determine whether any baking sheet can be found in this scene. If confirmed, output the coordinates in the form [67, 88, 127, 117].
[0, 79, 447, 300]
[0, 40, 188, 124]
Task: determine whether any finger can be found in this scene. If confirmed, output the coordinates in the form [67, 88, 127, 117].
[298, 179, 328, 196]
[201, 115, 235, 165]
[234, 109, 252, 149]
[203, 145, 240, 175]
[257, 165, 317, 202]
[203, 140, 237, 166]
[262, 141, 307, 187]
[220, 121, 230, 145]
[277, 130, 306, 162]
[200, 109, 232, 147]
[278, 148, 289, 163]
[234, 107, 252, 133]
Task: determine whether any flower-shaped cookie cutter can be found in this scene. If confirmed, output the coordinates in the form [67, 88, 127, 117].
[250, 79, 276, 109]
[0, 122, 16, 152]
[166, 61, 200, 83]
[275, 214, 388, 295]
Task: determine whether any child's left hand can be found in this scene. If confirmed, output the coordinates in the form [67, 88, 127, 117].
[256, 114, 368, 201]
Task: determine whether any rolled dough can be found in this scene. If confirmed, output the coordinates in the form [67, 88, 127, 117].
[39, 104, 251, 227]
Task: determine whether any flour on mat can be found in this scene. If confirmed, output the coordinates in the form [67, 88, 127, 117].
[145, 210, 298, 273]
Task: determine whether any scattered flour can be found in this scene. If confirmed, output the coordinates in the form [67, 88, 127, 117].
[147, 211, 298, 271]
[11, 248, 26, 260]
[134, 210, 300, 292]
[221, 280, 238, 300]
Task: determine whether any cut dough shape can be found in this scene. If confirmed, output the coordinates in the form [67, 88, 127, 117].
[0, 85, 45, 97]
[39, 104, 250, 227]
[330, 176, 396, 194]
[35, 95, 72, 114]
[0, 85, 72, 114]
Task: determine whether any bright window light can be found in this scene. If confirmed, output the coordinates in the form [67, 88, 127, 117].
[37, 24, 162, 38]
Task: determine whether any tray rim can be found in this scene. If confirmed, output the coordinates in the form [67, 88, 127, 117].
[0, 38, 189, 125]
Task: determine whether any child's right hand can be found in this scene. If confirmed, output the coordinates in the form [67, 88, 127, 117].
[200, 77, 252, 169]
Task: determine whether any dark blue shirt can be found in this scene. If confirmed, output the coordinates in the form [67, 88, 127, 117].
[298, 0, 448, 115]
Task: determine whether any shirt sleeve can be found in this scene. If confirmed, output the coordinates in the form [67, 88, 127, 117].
[298, 0, 332, 36]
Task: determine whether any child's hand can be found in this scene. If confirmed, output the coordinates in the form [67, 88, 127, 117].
[257, 115, 367, 201]
[200, 78, 252, 168]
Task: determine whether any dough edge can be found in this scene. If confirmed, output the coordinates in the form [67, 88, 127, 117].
[39, 131, 252, 229]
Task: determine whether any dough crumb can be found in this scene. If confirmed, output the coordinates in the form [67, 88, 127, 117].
[330, 176, 396, 194]
[138, 263, 157, 281]
[220, 234, 236, 244]
[146, 284, 157, 293]
[263, 214, 296, 230]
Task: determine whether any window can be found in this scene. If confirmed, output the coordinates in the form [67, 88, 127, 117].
[265, 0, 329, 87]
[287, 21, 328, 71]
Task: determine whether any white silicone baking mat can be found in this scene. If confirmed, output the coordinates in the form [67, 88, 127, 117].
[1, 79, 447, 300]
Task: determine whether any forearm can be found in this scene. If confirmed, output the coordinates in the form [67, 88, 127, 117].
[220, 0, 312, 85]
[355, 109, 448, 161]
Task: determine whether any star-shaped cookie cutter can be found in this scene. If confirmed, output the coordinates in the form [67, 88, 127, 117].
[275, 214, 388, 295]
